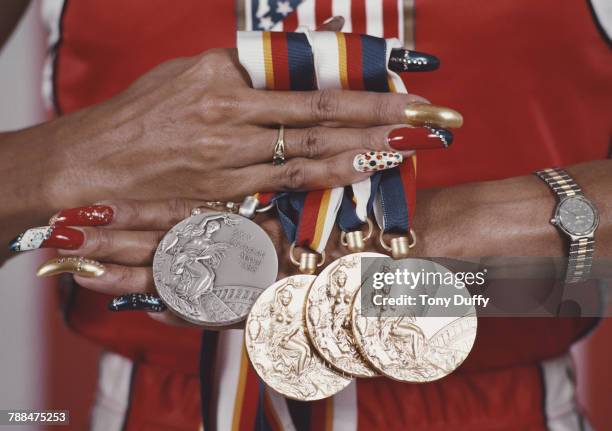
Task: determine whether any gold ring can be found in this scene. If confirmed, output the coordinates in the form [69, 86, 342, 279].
[272, 125, 286, 165]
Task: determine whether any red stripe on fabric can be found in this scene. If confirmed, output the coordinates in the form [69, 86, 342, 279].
[270, 32, 290, 90]
[350, 0, 367, 34]
[344, 35, 364, 90]
[296, 191, 325, 247]
[258, 192, 274, 206]
[238, 366, 260, 431]
[400, 160, 417, 221]
[315, 0, 333, 28]
[309, 399, 327, 431]
[383, 0, 399, 38]
[284, 10, 298, 32]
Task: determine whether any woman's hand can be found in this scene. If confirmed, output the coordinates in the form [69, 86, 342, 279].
[32, 199, 292, 327]
[41, 47, 431, 209]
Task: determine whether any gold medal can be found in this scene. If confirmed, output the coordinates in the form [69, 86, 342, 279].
[305, 253, 384, 378]
[351, 290, 477, 383]
[245, 275, 352, 401]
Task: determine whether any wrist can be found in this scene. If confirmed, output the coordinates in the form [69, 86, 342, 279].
[413, 175, 564, 258]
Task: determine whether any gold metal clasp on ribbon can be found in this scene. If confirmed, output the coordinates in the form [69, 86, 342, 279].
[289, 242, 326, 275]
[379, 229, 417, 259]
[340, 218, 374, 252]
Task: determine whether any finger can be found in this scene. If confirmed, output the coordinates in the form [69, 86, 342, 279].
[49, 199, 206, 231]
[234, 125, 417, 166]
[243, 90, 462, 129]
[58, 228, 163, 266]
[106, 293, 244, 328]
[74, 264, 153, 296]
[231, 149, 409, 194]
[317, 16, 345, 31]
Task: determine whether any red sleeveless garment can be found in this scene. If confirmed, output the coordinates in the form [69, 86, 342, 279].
[47, 0, 610, 429]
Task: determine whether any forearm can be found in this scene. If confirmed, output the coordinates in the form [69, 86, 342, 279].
[0, 124, 65, 262]
[413, 159, 611, 258]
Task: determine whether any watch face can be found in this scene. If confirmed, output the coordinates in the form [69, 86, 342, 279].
[557, 196, 597, 236]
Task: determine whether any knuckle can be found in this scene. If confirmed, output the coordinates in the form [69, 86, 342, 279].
[282, 163, 307, 191]
[311, 89, 339, 122]
[114, 266, 135, 289]
[196, 48, 226, 75]
[167, 199, 191, 225]
[362, 129, 384, 151]
[372, 94, 393, 123]
[86, 229, 112, 256]
[300, 128, 324, 158]
[204, 93, 241, 122]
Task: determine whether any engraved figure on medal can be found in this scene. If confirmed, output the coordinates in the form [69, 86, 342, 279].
[351, 259, 478, 383]
[305, 253, 385, 377]
[153, 212, 278, 326]
[245, 275, 351, 401]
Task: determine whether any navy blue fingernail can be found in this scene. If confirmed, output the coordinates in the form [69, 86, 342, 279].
[108, 293, 166, 312]
[426, 127, 454, 148]
[389, 49, 440, 72]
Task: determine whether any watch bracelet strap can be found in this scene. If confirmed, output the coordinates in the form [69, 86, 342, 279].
[534, 167, 593, 284]
[535, 168, 583, 199]
[566, 237, 595, 284]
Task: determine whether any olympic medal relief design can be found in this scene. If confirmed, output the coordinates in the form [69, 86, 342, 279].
[245, 275, 352, 401]
[153, 212, 278, 326]
[352, 259, 478, 382]
[305, 253, 386, 377]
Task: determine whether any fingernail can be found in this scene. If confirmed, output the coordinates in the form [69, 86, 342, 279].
[50, 205, 114, 227]
[389, 49, 440, 73]
[322, 16, 340, 24]
[9, 226, 84, 252]
[353, 151, 402, 172]
[388, 127, 453, 150]
[108, 293, 167, 312]
[36, 256, 105, 278]
[404, 103, 463, 129]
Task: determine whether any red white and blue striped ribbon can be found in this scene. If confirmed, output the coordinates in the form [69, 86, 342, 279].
[205, 3, 409, 429]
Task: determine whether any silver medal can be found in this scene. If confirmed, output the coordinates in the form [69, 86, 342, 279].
[153, 212, 278, 326]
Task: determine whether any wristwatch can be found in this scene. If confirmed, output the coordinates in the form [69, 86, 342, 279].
[535, 168, 599, 283]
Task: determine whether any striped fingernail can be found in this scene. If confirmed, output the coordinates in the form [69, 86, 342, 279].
[9, 226, 84, 252]
[353, 151, 402, 172]
[108, 294, 167, 312]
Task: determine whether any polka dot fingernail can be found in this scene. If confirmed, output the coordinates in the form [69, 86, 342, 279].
[353, 151, 403, 173]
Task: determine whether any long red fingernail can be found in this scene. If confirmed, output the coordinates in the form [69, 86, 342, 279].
[9, 226, 84, 252]
[388, 127, 453, 151]
[50, 205, 114, 227]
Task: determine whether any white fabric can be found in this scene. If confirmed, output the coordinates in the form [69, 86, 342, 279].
[307, 31, 341, 89]
[212, 330, 246, 430]
[265, 388, 298, 431]
[40, 0, 66, 110]
[332, 0, 353, 32]
[541, 354, 592, 431]
[365, 0, 384, 37]
[237, 32, 267, 90]
[296, 0, 317, 30]
[591, 0, 612, 41]
[89, 352, 133, 431]
[332, 380, 358, 431]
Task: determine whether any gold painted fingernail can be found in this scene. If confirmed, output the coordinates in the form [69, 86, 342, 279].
[404, 103, 464, 129]
[36, 256, 105, 278]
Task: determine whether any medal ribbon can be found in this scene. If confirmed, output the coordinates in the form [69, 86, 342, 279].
[221, 30, 414, 431]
